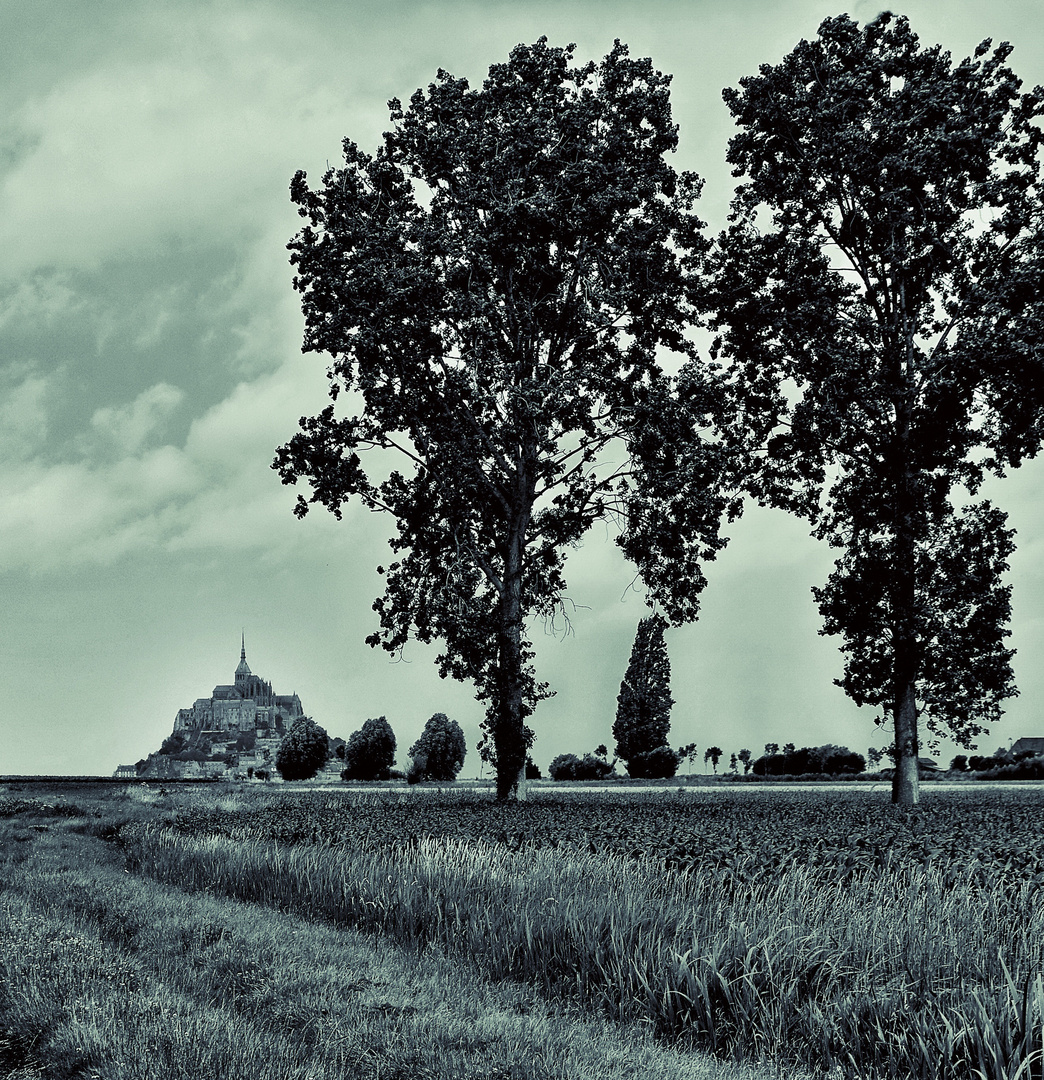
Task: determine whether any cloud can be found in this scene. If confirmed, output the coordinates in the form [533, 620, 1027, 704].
[0, 369, 52, 461]
[0, 9, 360, 281]
[0, 274, 80, 328]
[0, 349, 353, 571]
[90, 382, 184, 455]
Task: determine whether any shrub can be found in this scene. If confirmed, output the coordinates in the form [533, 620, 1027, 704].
[627, 745, 680, 779]
[819, 747, 865, 775]
[275, 717, 331, 781]
[548, 754, 580, 781]
[752, 744, 865, 777]
[234, 730, 256, 752]
[407, 713, 467, 782]
[159, 732, 188, 756]
[548, 752, 615, 781]
[341, 716, 397, 781]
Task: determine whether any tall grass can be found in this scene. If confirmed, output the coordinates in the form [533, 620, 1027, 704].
[124, 825, 1044, 1079]
[0, 814, 773, 1080]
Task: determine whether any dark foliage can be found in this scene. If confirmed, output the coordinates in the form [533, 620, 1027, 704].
[548, 751, 615, 781]
[275, 717, 331, 781]
[707, 12, 1044, 802]
[614, 615, 675, 773]
[159, 732, 187, 756]
[626, 745, 680, 779]
[273, 39, 736, 799]
[234, 730, 256, 753]
[752, 745, 866, 777]
[407, 713, 467, 783]
[341, 716, 397, 781]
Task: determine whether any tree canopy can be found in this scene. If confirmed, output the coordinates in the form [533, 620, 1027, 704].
[274, 38, 736, 799]
[408, 713, 467, 782]
[341, 716, 397, 781]
[275, 717, 330, 782]
[707, 12, 1044, 803]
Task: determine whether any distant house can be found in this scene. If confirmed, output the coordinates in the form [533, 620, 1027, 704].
[1011, 738, 1044, 756]
[113, 764, 137, 779]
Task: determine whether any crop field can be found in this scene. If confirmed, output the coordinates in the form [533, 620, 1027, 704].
[2, 782, 1043, 1079]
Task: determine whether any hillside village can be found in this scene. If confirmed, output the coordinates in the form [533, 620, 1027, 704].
[130, 639, 339, 780]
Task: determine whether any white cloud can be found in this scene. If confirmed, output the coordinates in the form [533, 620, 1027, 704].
[0, 10, 361, 280]
[0, 370, 51, 460]
[0, 274, 80, 328]
[0, 349, 354, 570]
[90, 382, 184, 454]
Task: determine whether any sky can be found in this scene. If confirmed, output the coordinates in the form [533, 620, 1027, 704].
[1, 0, 1042, 778]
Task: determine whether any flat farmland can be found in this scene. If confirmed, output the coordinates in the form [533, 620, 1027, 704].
[2, 782, 1042, 1078]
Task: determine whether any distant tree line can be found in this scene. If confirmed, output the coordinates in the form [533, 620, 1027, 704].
[951, 748, 1044, 779]
[752, 745, 866, 778]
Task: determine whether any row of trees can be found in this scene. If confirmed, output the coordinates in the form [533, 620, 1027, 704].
[951, 747, 1044, 773]
[274, 712, 468, 782]
[274, 18, 1044, 803]
[548, 740, 870, 780]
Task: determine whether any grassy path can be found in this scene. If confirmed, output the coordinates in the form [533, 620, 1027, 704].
[0, 801, 783, 1080]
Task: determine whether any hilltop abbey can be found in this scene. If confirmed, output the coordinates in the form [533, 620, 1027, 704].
[173, 635, 305, 737]
[135, 638, 307, 778]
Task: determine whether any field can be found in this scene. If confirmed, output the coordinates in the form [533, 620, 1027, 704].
[2, 782, 1042, 1079]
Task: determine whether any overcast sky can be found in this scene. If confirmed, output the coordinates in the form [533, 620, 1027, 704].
[2, 0, 1042, 778]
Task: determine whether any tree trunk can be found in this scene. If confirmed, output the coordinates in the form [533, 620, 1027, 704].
[494, 517, 528, 802]
[890, 310, 920, 807]
[891, 511, 920, 806]
[892, 678, 919, 805]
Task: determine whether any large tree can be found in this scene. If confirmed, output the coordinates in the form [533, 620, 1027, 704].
[707, 13, 1044, 804]
[274, 39, 736, 800]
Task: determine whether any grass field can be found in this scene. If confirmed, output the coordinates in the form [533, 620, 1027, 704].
[2, 781, 1042, 1079]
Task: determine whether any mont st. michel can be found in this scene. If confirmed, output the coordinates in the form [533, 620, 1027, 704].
[132, 639, 316, 779]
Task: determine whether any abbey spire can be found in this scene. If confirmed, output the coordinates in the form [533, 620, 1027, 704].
[235, 632, 251, 685]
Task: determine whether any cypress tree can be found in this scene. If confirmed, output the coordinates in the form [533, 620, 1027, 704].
[614, 615, 677, 777]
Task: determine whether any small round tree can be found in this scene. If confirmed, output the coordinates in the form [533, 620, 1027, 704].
[407, 713, 467, 783]
[341, 716, 397, 781]
[275, 717, 330, 781]
[613, 615, 678, 778]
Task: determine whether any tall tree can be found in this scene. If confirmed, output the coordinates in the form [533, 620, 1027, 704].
[274, 39, 735, 800]
[707, 13, 1044, 804]
[613, 614, 677, 777]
